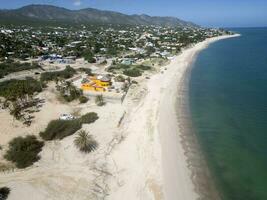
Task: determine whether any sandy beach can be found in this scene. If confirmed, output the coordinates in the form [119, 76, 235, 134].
[0, 34, 239, 200]
[157, 34, 240, 200]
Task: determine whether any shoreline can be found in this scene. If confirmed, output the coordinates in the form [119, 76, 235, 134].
[158, 34, 240, 200]
[0, 34, 241, 200]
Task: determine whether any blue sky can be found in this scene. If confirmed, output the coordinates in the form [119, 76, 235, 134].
[1, 0, 267, 27]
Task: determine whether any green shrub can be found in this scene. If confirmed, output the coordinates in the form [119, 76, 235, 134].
[40, 66, 76, 82]
[40, 120, 82, 140]
[115, 75, 125, 82]
[62, 86, 82, 102]
[107, 64, 128, 72]
[123, 68, 142, 77]
[79, 112, 99, 124]
[4, 136, 44, 168]
[40, 112, 98, 140]
[0, 187, 10, 200]
[79, 96, 89, 103]
[74, 130, 98, 153]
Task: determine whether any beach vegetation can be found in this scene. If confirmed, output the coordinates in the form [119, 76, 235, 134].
[4, 135, 44, 168]
[123, 68, 142, 77]
[95, 95, 105, 106]
[74, 130, 98, 153]
[39, 119, 81, 140]
[114, 75, 125, 82]
[79, 95, 89, 103]
[40, 112, 98, 140]
[0, 78, 42, 101]
[57, 81, 83, 102]
[78, 67, 93, 75]
[0, 62, 42, 78]
[40, 66, 76, 82]
[107, 64, 129, 72]
[0, 78, 44, 124]
[83, 51, 96, 63]
[136, 65, 152, 71]
[79, 112, 99, 124]
[0, 187, 10, 200]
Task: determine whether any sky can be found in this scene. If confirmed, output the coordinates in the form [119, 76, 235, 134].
[0, 0, 267, 27]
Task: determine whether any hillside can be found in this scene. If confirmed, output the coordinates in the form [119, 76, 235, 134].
[0, 4, 198, 27]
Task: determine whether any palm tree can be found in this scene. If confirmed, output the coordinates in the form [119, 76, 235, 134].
[74, 130, 98, 153]
[95, 95, 105, 106]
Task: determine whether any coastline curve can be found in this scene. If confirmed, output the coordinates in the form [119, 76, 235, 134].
[158, 34, 240, 200]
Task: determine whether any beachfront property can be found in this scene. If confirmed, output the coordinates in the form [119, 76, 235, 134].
[81, 75, 111, 92]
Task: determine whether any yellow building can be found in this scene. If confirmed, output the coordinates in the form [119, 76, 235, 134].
[81, 75, 111, 92]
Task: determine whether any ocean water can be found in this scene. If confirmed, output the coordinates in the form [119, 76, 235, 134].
[189, 28, 267, 200]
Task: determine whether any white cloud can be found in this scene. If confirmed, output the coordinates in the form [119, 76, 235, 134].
[74, 0, 82, 6]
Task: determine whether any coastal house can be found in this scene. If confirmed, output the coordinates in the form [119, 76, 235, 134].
[81, 75, 111, 92]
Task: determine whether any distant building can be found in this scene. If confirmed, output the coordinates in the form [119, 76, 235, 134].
[81, 75, 111, 92]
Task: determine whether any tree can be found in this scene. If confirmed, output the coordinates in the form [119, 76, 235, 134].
[79, 96, 89, 103]
[4, 135, 44, 168]
[0, 187, 10, 200]
[60, 82, 82, 102]
[83, 50, 96, 63]
[95, 95, 105, 106]
[74, 130, 98, 153]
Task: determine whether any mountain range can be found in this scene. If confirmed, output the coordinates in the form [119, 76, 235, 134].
[0, 4, 198, 27]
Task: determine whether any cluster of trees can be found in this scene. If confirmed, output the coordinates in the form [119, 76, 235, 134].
[0, 33, 35, 59]
[0, 78, 42, 101]
[0, 61, 42, 78]
[56, 81, 83, 102]
[0, 78, 43, 124]
[82, 50, 96, 63]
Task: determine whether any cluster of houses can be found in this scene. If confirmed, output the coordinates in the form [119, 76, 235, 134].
[0, 24, 230, 63]
[40, 54, 76, 64]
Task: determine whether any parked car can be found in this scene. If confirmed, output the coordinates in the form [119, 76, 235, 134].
[59, 114, 75, 120]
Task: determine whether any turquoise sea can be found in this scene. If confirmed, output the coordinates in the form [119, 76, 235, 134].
[189, 28, 267, 200]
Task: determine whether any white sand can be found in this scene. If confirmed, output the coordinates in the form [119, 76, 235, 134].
[0, 34, 239, 200]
